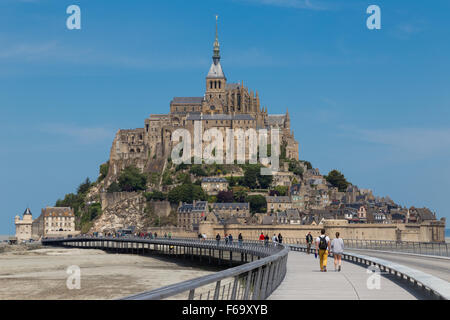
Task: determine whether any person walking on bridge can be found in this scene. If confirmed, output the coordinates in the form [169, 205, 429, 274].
[278, 233, 283, 244]
[316, 229, 331, 272]
[331, 232, 344, 272]
[216, 233, 221, 246]
[306, 232, 313, 254]
[259, 232, 265, 243]
[238, 233, 243, 247]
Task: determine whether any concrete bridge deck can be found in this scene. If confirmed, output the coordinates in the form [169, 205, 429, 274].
[268, 251, 427, 300]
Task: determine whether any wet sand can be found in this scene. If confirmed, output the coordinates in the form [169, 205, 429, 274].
[0, 246, 214, 300]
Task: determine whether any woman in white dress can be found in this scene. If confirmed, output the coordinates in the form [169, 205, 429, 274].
[331, 232, 344, 272]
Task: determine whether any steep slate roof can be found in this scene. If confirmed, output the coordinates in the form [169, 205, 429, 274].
[226, 83, 239, 90]
[186, 114, 254, 121]
[207, 61, 226, 79]
[171, 97, 204, 104]
[266, 196, 291, 203]
[178, 201, 208, 213]
[212, 202, 249, 210]
[202, 177, 228, 183]
[414, 208, 435, 221]
[42, 207, 74, 217]
[262, 215, 275, 225]
[267, 115, 285, 126]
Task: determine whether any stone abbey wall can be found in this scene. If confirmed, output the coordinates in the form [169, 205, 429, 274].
[197, 220, 446, 243]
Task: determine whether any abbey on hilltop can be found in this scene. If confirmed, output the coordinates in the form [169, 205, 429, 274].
[105, 18, 299, 182]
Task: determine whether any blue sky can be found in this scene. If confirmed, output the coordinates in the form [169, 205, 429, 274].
[1, 0, 449, 234]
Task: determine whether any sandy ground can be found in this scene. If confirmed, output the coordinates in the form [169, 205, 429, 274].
[0, 246, 215, 300]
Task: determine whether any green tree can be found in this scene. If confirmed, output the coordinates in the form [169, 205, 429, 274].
[301, 160, 313, 170]
[232, 186, 249, 202]
[246, 195, 267, 214]
[77, 178, 92, 195]
[242, 165, 259, 189]
[217, 190, 234, 203]
[144, 190, 167, 201]
[190, 165, 207, 177]
[118, 166, 147, 192]
[325, 170, 350, 192]
[98, 162, 109, 182]
[107, 181, 121, 193]
[271, 186, 288, 196]
[168, 182, 207, 204]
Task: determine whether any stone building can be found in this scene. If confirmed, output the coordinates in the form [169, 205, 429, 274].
[32, 207, 77, 238]
[266, 196, 292, 213]
[14, 208, 33, 242]
[211, 202, 250, 223]
[177, 201, 209, 231]
[105, 19, 299, 185]
[276, 209, 301, 224]
[271, 171, 294, 187]
[201, 177, 229, 195]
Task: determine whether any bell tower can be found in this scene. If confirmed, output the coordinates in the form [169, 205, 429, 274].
[205, 15, 226, 113]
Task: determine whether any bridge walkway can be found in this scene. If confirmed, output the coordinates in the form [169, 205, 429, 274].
[268, 251, 426, 300]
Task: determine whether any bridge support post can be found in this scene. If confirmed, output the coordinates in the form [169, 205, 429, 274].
[252, 267, 263, 300]
[231, 276, 239, 300]
[213, 281, 221, 300]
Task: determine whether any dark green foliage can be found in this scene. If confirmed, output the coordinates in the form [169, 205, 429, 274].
[168, 182, 207, 204]
[217, 190, 234, 203]
[55, 193, 84, 217]
[161, 170, 173, 186]
[288, 160, 304, 177]
[242, 164, 273, 189]
[301, 160, 313, 170]
[232, 186, 249, 202]
[270, 186, 289, 196]
[246, 195, 267, 214]
[98, 162, 109, 182]
[190, 165, 207, 177]
[77, 178, 92, 195]
[82, 203, 102, 223]
[325, 170, 350, 192]
[144, 190, 167, 201]
[107, 181, 121, 193]
[118, 166, 147, 192]
[226, 176, 243, 187]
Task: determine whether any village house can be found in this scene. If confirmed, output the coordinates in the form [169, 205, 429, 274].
[271, 171, 294, 187]
[201, 177, 229, 195]
[211, 202, 250, 224]
[177, 201, 209, 231]
[266, 195, 292, 213]
[32, 207, 77, 238]
[276, 209, 301, 225]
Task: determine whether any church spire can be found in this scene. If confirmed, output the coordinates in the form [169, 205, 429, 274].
[213, 15, 220, 65]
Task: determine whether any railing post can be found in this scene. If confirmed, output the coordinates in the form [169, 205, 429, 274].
[252, 267, 263, 300]
[243, 270, 253, 300]
[231, 276, 239, 300]
[213, 281, 221, 300]
[259, 264, 271, 300]
[188, 289, 195, 300]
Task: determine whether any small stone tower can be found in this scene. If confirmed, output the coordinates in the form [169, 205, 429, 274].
[15, 208, 33, 242]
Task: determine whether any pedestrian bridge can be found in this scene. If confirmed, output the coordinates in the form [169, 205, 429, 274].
[42, 237, 450, 300]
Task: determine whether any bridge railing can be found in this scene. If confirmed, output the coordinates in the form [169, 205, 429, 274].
[283, 237, 449, 257]
[289, 244, 450, 300]
[42, 237, 289, 300]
